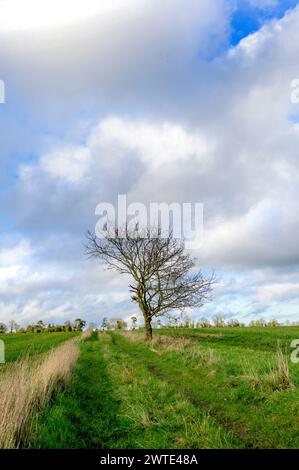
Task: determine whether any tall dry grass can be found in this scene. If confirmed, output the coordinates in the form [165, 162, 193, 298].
[98, 330, 110, 340]
[122, 331, 220, 368]
[0, 339, 80, 449]
[121, 331, 192, 350]
[241, 342, 294, 392]
[80, 327, 93, 341]
[267, 343, 294, 391]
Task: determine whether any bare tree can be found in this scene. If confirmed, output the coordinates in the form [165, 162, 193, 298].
[116, 319, 127, 330]
[101, 317, 110, 330]
[8, 320, 19, 334]
[74, 318, 86, 331]
[131, 316, 138, 330]
[212, 315, 225, 328]
[86, 227, 215, 341]
[0, 323, 7, 334]
[197, 317, 211, 328]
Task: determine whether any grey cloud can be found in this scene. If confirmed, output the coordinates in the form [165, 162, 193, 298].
[1, 2, 299, 324]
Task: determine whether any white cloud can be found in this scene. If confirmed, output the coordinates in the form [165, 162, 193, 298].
[228, 22, 281, 63]
[1, 2, 299, 324]
[201, 195, 299, 268]
[0, 240, 32, 266]
[0, 265, 25, 283]
[17, 116, 213, 191]
[0, 0, 229, 117]
[0, 0, 137, 32]
[41, 146, 91, 182]
[257, 283, 299, 303]
[90, 117, 212, 170]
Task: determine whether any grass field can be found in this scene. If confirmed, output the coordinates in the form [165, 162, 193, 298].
[21, 327, 299, 449]
[0, 331, 82, 448]
[0, 332, 79, 364]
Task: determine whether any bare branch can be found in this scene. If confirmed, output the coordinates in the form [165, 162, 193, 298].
[85, 226, 215, 340]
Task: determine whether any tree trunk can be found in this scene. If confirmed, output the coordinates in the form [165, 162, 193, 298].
[136, 287, 153, 341]
[144, 314, 153, 341]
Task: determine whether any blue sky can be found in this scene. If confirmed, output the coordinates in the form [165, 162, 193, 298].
[0, 0, 299, 326]
[231, 0, 298, 44]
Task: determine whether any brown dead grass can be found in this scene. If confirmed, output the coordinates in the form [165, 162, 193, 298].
[267, 344, 294, 391]
[122, 331, 221, 367]
[97, 330, 110, 340]
[119, 331, 144, 342]
[241, 343, 294, 392]
[80, 327, 93, 341]
[0, 339, 80, 449]
[179, 345, 220, 369]
[121, 331, 192, 351]
[151, 335, 192, 351]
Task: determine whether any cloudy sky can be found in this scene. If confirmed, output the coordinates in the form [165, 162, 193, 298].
[0, 0, 299, 326]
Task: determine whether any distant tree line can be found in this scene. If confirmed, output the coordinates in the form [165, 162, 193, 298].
[153, 316, 298, 328]
[100, 317, 128, 331]
[0, 318, 86, 334]
[98, 314, 298, 331]
[163, 316, 282, 328]
[1, 314, 297, 336]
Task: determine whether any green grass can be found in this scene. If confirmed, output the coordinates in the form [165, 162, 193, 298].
[25, 327, 299, 449]
[27, 331, 129, 448]
[0, 332, 79, 363]
[27, 331, 236, 448]
[157, 326, 299, 351]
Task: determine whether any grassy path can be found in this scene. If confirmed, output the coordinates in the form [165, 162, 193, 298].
[27, 332, 235, 448]
[103, 333, 235, 448]
[26, 329, 299, 449]
[27, 332, 129, 448]
[112, 332, 299, 449]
